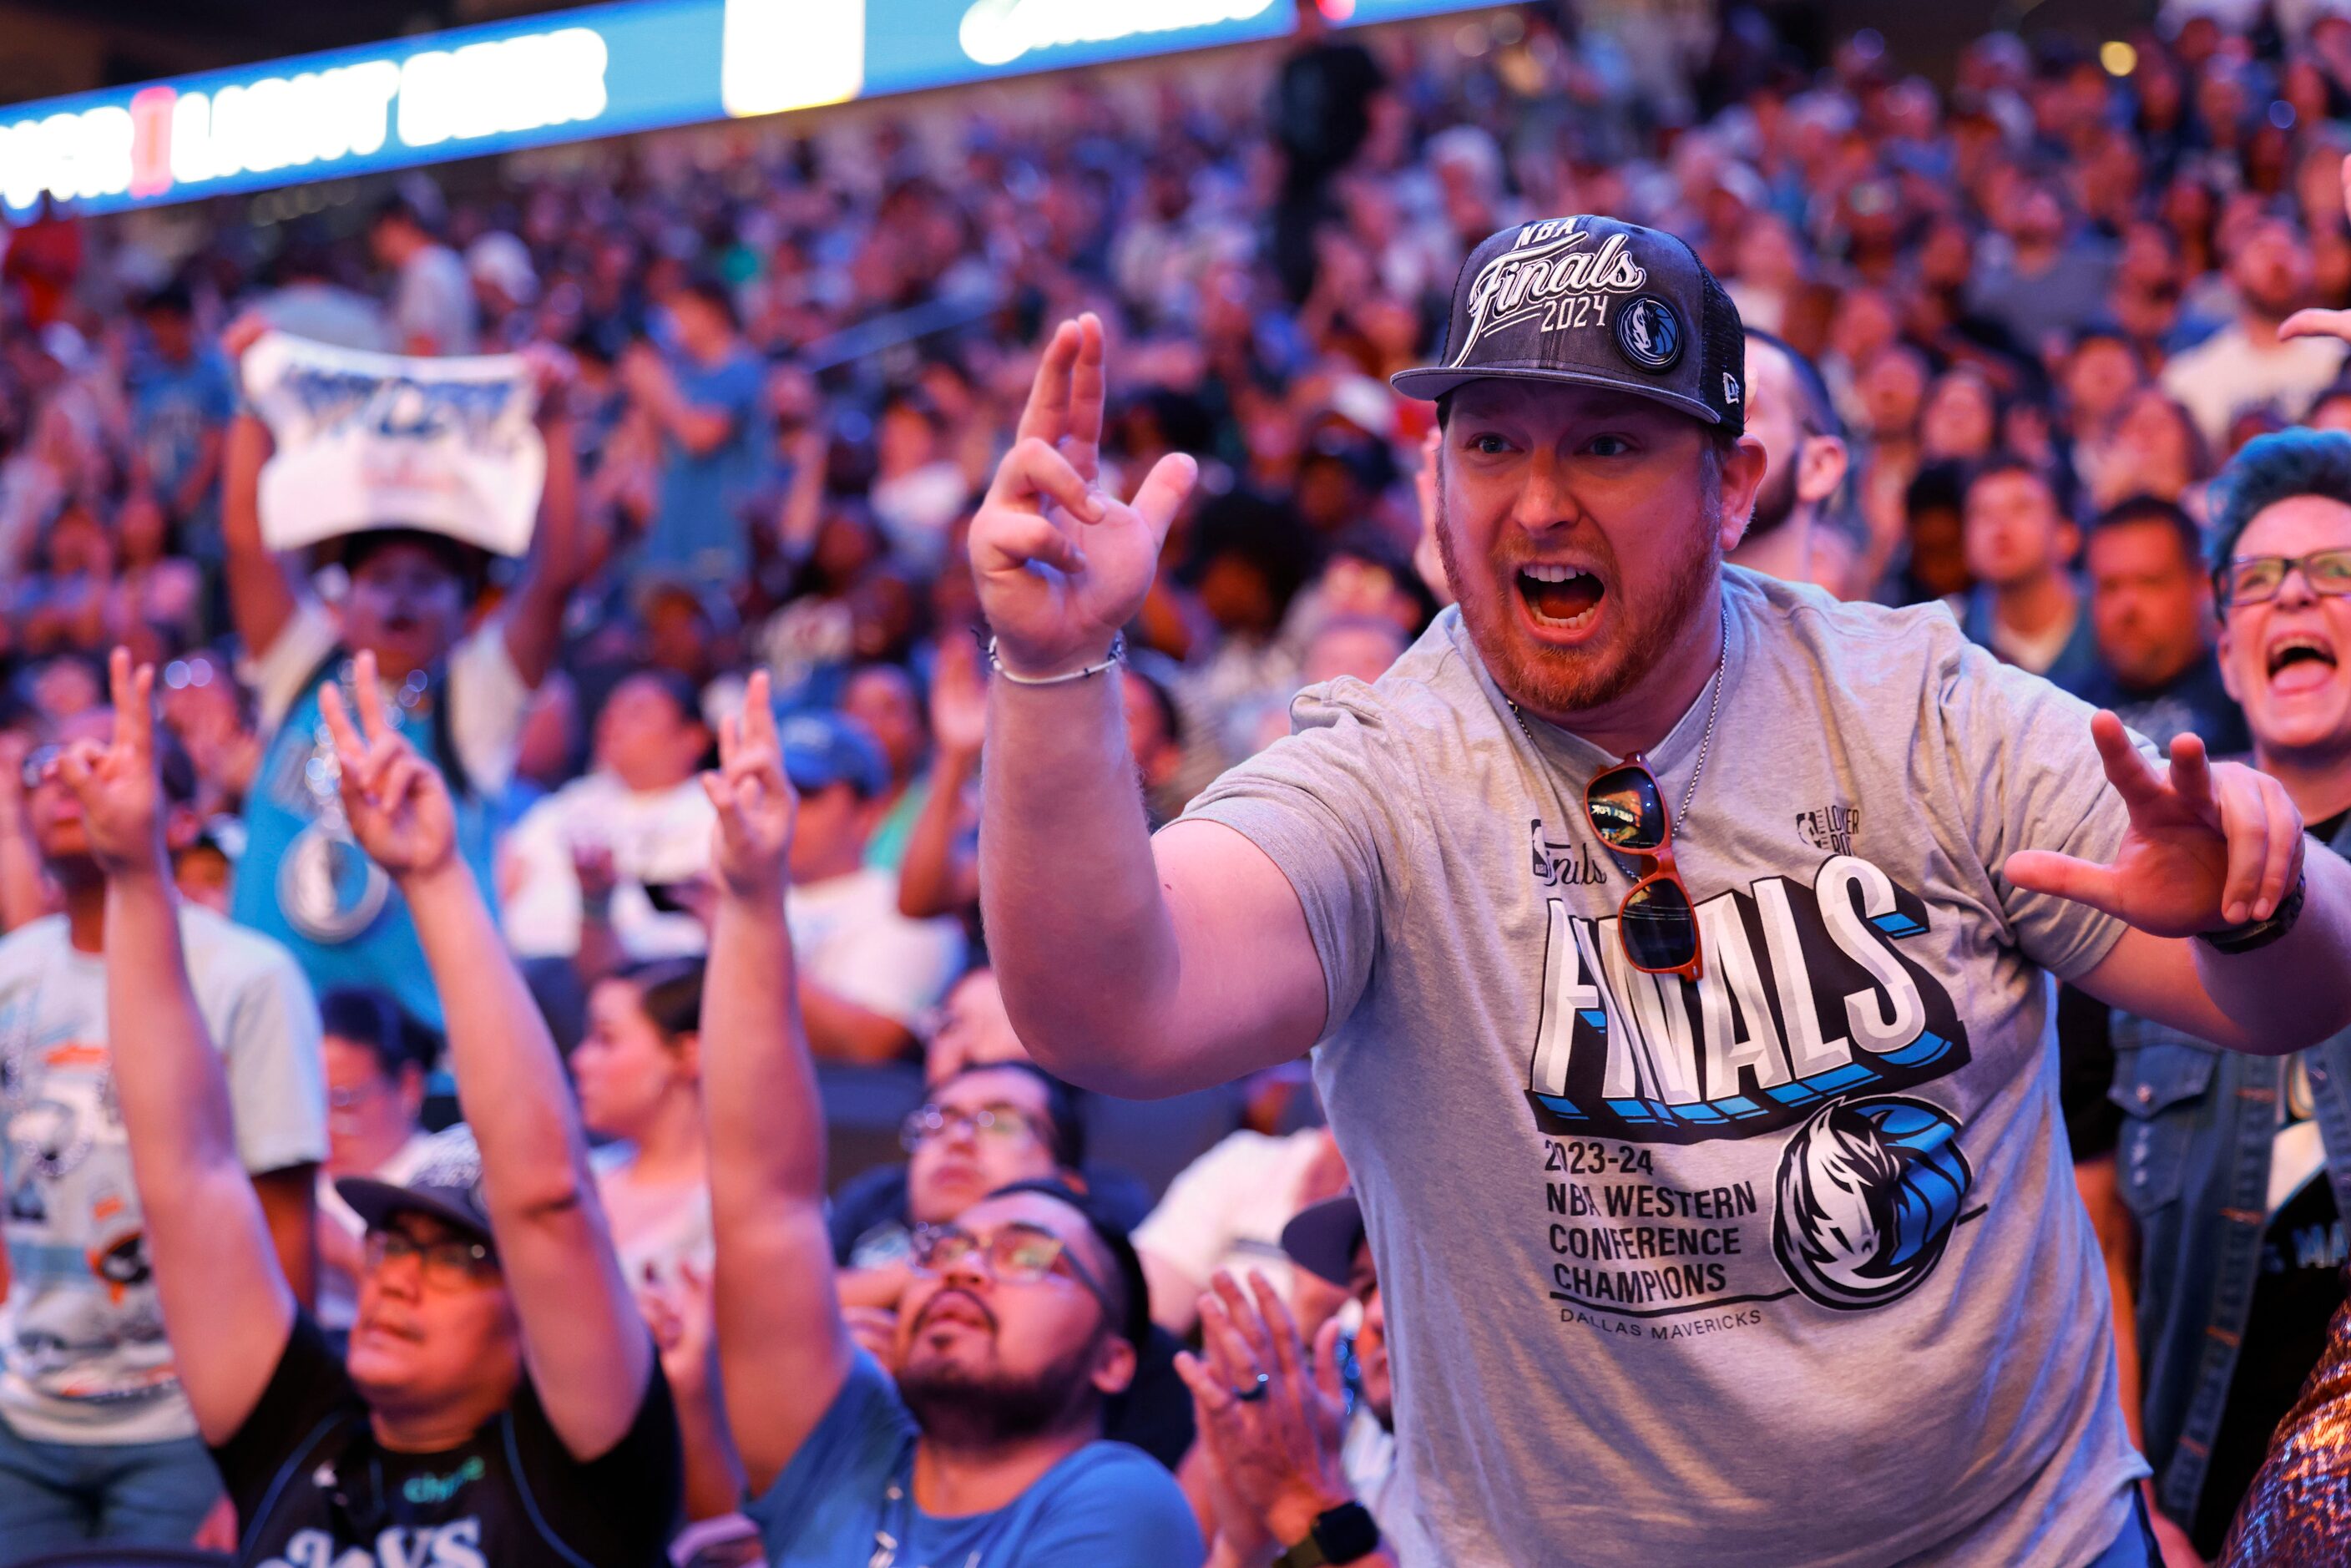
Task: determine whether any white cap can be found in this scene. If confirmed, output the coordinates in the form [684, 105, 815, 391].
[465, 232, 538, 305]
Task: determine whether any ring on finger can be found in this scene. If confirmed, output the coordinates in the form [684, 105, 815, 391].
[1232, 1372, 1270, 1404]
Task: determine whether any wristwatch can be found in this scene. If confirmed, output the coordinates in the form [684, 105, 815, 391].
[2196, 872, 2307, 955]
[1274, 1502, 1381, 1567]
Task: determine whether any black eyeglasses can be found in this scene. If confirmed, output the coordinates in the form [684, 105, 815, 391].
[1585, 756, 1703, 982]
[363, 1228, 498, 1291]
[2217, 549, 2351, 608]
[898, 1100, 1045, 1154]
[908, 1220, 1118, 1322]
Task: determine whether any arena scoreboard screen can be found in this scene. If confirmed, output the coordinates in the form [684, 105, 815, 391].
[0, 0, 1492, 218]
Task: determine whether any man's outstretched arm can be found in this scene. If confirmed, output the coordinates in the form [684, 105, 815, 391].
[973, 316, 1327, 1099]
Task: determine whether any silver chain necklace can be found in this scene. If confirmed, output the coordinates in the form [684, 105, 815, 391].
[1508, 602, 1727, 822]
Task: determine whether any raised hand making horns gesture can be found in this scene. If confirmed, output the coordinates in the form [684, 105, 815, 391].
[2005, 711, 2307, 935]
[968, 313, 1200, 680]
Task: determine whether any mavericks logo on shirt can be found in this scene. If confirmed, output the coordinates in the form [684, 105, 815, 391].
[259, 1521, 484, 1568]
[1524, 850, 1978, 1323]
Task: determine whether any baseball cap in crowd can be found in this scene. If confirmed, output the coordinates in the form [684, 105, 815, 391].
[337, 1125, 496, 1251]
[466, 232, 539, 305]
[1392, 215, 1747, 432]
[1281, 1191, 1366, 1288]
[781, 710, 890, 799]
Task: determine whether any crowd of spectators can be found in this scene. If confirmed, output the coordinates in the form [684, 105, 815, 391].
[5, 0, 2351, 1560]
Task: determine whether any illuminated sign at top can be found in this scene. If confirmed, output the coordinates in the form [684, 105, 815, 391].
[0, 0, 1486, 217]
[956, 0, 1280, 68]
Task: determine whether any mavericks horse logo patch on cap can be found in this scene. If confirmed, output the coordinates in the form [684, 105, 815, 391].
[1615, 296, 1683, 372]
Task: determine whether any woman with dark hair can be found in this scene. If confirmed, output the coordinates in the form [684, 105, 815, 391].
[314, 985, 440, 1341]
[574, 956, 711, 1290]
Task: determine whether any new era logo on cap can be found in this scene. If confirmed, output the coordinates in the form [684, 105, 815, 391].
[1392, 215, 1745, 433]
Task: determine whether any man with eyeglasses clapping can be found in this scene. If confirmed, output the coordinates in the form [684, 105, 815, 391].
[696, 670, 1201, 1568]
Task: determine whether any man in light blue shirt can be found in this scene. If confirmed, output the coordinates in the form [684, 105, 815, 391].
[623, 277, 768, 588]
[696, 674, 1202, 1568]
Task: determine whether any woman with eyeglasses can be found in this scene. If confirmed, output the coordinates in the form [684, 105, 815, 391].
[59, 649, 680, 1566]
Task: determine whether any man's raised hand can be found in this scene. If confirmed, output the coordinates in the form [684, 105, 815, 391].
[702, 669, 796, 899]
[50, 649, 166, 877]
[2005, 712, 2306, 937]
[317, 650, 459, 880]
[968, 314, 1198, 678]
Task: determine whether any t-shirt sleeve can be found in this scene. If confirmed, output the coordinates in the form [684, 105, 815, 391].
[209, 1313, 361, 1525]
[508, 1355, 684, 1565]
[1937, 631, 2138, 981]
[1177, 679, 1417, 1035]
[447, 619, 531, 794]
[746, 1349, 914, 1550]
[240, 598, 339, 734]
[1011, 1447, 1206, 1566]
[220, 939, 331, 1175]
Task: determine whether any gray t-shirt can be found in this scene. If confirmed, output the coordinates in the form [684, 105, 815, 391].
[1183, 569, 2147, 1567]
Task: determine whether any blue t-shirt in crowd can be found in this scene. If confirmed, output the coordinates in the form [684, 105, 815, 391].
[2072, 650, 2252, 757]
[645, 346, 766, 585]
[132, 348, 234, 545]
[748, 1351, 1203, 1568]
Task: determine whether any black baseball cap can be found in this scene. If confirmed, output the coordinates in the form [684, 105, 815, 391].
[337, 1125, 497, 1252]
[1281, 1191, 1367, 1288]
[1392, 215, 1747, 433]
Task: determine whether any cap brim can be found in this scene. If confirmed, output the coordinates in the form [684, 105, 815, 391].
[1280, 1192, 1365, 1287]
[1388, 362, 1725, 425]
[336, 1176, 495, 1249]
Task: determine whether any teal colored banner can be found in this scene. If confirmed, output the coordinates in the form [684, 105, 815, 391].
[0, 0, 1488, 217]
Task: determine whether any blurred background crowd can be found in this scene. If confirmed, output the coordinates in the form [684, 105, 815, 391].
[4, 0, 2351, 1562]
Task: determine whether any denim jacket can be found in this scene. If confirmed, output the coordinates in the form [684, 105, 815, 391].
[2112, 816, 2351, 1527]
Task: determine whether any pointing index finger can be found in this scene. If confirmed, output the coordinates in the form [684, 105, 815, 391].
[1063, 313, 1105, 483]
[1014, 321, 1079, 448]
[317, 680, 363, 765]
[2168, 731, 2217, 814]
[349, 650, 392, 744]
[108, 648, 154, 760]
[739, 669, 777, 757]
[2090, 711, 2168, 814]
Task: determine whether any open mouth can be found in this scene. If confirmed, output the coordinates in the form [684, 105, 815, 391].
[916, 1292, 995, 1337]
[2267, 632, 2341, 695]
[1517, 563, 1605, 631]
[355, 1316, 423, 1345]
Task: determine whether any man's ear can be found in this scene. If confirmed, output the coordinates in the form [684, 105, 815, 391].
[1090, 1333, 1139, 1399]
[1797, 434, 1849, 508]
[1716, 435, 1768, 550]
[397, 1064, 429, 1120]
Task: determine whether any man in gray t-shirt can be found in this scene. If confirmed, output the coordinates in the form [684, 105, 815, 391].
[967, 217, 2351, 1567]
